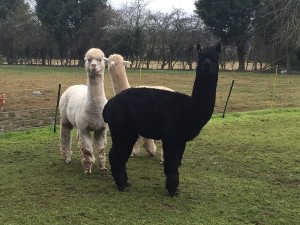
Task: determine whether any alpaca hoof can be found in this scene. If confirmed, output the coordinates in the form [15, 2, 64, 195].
[143, 145, 156, 156]
[168, 189, 179, 197]
[117, 185, 127, 192]
[130, 152, 138, 157]
[118, 187, 129, 192]
[148, 152, 155, 157]
[65, 158, 71, 164]
[99, 167, 107, 171]
[117, 182, 131, 192]
[84, 167, 92, 175]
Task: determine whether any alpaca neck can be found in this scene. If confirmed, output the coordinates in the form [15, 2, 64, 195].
[110, 68, 130, 94]
[190, 73, 217, 122]
[86, 73, 106, 106]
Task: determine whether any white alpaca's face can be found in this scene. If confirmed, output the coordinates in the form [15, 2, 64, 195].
[108, 54, 131, 72]
[85, 58, 104, 74]
[108, 55, 121, 71]
[84, 49, 105, 75]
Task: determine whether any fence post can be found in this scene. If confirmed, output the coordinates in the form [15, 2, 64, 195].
[222, 80, 235, 118]
[271, 65, 279, 109]
[53, 83, 61, 133]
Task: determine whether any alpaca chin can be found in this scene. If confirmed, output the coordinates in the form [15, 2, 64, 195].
[89, 67, 100, 74]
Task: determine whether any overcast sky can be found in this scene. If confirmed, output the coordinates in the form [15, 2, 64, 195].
[108, 0, 196, 13]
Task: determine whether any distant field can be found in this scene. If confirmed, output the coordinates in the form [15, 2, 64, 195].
[0, 65, 300, 131]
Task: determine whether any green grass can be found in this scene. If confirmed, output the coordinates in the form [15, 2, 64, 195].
[1, 109, 300, 224]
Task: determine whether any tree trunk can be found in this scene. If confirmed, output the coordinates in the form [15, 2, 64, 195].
[286, 46, 290, 73]
[236, 41, 246, 70]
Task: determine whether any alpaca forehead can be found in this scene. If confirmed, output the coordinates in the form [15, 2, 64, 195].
[85, 48, 104, 59]
[109, 54, 123, 62]
[199, 50, 219, 61]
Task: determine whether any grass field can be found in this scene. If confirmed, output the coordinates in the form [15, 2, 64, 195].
[1, 109, 300, 224]
[0, 65, 300, 224]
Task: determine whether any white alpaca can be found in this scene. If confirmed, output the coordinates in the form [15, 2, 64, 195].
[59, 48, 108, 174]
[107, 54, 173, 162]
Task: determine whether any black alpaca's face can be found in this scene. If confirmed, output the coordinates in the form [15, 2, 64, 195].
[196, 44, 221, 76]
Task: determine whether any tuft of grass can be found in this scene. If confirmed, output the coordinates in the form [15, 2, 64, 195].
[1, 109, 300, 224]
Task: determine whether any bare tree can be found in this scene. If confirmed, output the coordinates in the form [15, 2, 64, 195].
[110, 0, 150, 67]
[145, 9, 205, 70]
[258, 0, 300, 70]
[261, 0, 300, 47]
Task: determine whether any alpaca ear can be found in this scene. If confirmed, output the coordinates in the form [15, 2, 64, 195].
[197, 44, 202, 53]
[215, 43, 221, 53]
[103, 57, 108, 64]
[123, 61, 132, 67]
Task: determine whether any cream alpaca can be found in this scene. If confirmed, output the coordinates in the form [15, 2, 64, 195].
[107, 54, 173, 162]
[59, 48, 108, 174]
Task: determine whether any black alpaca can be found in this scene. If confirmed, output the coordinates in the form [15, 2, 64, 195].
[103, 43, 221, 196]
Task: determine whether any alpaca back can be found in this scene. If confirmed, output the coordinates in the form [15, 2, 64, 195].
[59, 85, 87, 127]
[103, 87, 191, 140]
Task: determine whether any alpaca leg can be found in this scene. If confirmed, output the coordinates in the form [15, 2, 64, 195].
[131, 136, 142, 156]
[94, 127, 108, 171]
[60, 123, 73, 163]
[142, 138, 157, 156]
[160, 147, 164, 164]
[109, 144, 130, 191]
[109, 131, 138, 191]
[162, 141, 186, 197]
[77, 130, 95, 174]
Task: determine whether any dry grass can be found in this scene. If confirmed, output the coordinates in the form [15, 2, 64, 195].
[0, 65, 300, 131]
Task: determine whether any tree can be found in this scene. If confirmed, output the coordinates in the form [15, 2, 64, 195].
[109, 0, 149, 67]
[257, 0, 300, 71]
[0, 0, 37, 64]
[36, 0, 108, 65]
[0, 0, 22, 21]
[260, 0, 300, 47]
[144, 9, 204, 70]
[194, 0, 261, 70]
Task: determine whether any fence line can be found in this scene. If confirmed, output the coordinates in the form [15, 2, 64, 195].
[0, 76, 299, 132]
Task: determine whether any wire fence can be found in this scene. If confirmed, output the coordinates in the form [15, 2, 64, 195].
[0, 72, 299, 133]
[0, 88, 58, 132]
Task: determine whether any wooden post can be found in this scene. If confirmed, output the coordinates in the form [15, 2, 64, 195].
[54, 83, 61, 133]
[222, 80, 235, 118]
[271, 65, 279, 109]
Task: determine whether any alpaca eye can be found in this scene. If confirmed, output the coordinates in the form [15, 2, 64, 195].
[88, 59, 92, 62]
